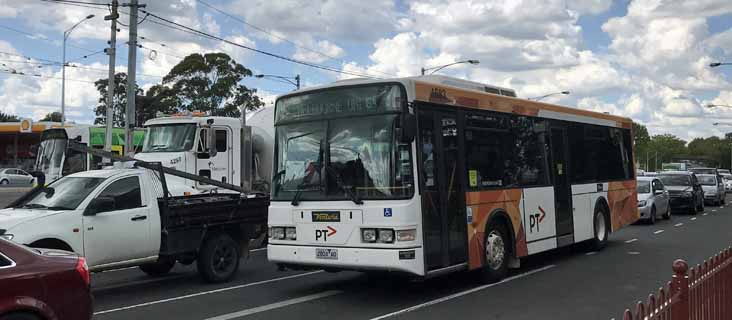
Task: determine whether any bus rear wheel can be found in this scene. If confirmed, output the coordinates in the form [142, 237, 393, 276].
[480, 222, 509, 284]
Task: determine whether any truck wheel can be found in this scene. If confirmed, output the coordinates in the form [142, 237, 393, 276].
[198, 233, 240, 283]
[139, 257, 176, 276]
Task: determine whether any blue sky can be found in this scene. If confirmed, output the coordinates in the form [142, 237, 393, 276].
[1, 0, 732, 140]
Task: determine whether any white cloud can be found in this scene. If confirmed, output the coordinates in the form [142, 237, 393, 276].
[292, 38, 344, 64]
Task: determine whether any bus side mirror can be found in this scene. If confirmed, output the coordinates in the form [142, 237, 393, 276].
[398, 113, 416, 143]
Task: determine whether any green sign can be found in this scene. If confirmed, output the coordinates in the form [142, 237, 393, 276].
[275, 84, 403, 123]
[89, 127, 145, 147]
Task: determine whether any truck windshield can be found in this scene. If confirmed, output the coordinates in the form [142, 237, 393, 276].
[272, 84, 414, 202]
[19, 177, 105, 210]
[142, 124, 196, 152]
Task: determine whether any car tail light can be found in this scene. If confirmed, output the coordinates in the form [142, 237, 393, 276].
[76, 257, 90, 287]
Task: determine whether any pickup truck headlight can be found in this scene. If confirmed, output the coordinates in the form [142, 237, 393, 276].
[0, 234, 13, 241]
[638, 200, 647, 207]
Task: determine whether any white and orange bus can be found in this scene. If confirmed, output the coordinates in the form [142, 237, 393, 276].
[267, 75, 638, 281]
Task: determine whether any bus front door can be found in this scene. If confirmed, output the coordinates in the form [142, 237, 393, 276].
[418, 107, 467, 272]
[550, 127, 573, 238]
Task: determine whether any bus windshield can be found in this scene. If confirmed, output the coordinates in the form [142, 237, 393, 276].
[142, 124, 196, 153]
[272, 84, 413, 202]
[35, 136, 67, 181]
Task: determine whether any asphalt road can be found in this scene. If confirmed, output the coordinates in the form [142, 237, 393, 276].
[3, 190, 731, 319]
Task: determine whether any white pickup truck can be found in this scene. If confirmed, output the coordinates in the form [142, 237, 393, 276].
[0, 165, 268, 283]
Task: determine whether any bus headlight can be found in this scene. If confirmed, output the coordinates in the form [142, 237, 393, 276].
[362, 229, 377, 243]
[378, 229, 395, 243]
[285, 227, 297, 240]
[396, 229, 416, 242]
[271, 227, 285, 240]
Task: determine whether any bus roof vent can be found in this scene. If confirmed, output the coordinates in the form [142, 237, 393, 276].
[416, 75, 517, 97]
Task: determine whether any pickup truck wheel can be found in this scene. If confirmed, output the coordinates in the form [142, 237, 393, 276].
[198, 233, 240, 283]
[139, 257, 176, 276]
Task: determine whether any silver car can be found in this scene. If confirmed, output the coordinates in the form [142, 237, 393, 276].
[698, 174, 726, 206]
[0, 168, 34, 185]
[637, 176, 671, 224]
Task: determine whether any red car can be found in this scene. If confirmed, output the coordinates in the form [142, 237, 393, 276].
[0, 238, 92, 320]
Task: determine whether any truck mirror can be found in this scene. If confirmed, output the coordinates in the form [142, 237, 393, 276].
[206, 125, 218, 157]
[398, 113, 416, 143]
[84, 196, 115, 216]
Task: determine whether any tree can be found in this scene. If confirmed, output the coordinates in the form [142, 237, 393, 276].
[163, 53, 264, 117]
[633, 122, 651, 170]
[94, 72, 141, 127]
[134, 84, 181, 125]
[0, 112, 19, 122]
[648, 134, 687, 171]
[40, 112, 63, 122]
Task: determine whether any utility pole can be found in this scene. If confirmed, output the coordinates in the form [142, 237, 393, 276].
[103, 0, 118, 162]
[124, 0, 144, 156]
[646, 150, 649, 172]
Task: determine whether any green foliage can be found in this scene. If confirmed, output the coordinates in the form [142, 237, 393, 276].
[40, 112, 63, 122]
[163, 53, 264, 117]
[0, 112, 19, 122]
[94, 72, 141, 127]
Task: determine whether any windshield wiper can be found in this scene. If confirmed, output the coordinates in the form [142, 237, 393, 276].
[47, 206, 73, 211]
[325, 166, 363, 205]
[21, 203, 48, 209]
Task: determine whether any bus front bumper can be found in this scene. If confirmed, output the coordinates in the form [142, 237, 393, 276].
[267, 244, 424, 276]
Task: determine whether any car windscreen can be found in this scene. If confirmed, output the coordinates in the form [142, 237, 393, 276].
[658, 175, 690, 186]
[698, 175, 717, 186]
[637, 181, 651, 193]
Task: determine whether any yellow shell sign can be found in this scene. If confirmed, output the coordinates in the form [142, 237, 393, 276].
[19, 118, 32, 133]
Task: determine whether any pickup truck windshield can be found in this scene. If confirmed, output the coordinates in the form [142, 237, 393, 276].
[142, 124, 196, 153]
[20, 177, 105, 210]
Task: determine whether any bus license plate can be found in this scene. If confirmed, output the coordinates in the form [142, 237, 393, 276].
[316, 248, 338, 260]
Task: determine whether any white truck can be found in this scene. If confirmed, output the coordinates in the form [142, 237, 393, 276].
[0, 108, 275, 283]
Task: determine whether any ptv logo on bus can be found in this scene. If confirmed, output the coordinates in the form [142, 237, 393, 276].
[315, 226, 337, 242]
[529, 206, 546, 233]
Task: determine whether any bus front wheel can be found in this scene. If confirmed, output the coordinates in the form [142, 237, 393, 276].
[589, 207, 608, 251]
[480, 222, 509, 284]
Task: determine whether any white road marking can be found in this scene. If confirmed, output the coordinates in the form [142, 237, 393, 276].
[674, 223, 684, 227]
[369, 265, 556, 320]
[585, 252, 597, 256]
[627, 251, 640, 255]
[712, 209, 717, 212]
[204, 290, 342, 320]
[93, 271, 324, 315]
[654, 230, 664, 234]
[703, 213, 709, 216]
[251, 247, 267, 252]
[625, 238, 638, 244]
[93, 275, 189, 292]
[690, 217, 697, 221]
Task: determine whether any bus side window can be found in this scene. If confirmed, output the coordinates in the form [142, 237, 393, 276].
[419, 114, 436, 188]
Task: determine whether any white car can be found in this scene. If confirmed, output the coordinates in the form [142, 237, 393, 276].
[637, 176, 671, 224]
[0, 168, 34, 185]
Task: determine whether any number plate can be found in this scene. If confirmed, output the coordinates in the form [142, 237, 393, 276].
[315, 248, 338, 260]
[312, 211, 340, 222]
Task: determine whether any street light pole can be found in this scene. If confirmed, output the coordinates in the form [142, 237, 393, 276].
[421, 60, 480, 75]
[61, 14, 95, 126]
[528, 91, 571, 101]
[254, 74, 301, 90]
[710, 62, 732, 68]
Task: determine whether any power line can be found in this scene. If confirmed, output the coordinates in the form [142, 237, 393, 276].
[41, 0, 109, 6]
[195, 0, 396, 78]
[0, 23, 97, 53]
[0, 51, 163, 78]
[141, 9, 380, 79]
[0, 69, 96, 83]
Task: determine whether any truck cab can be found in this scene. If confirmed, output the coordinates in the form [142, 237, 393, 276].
[134, 109, 273, 196]
[0, 168, 163, 271]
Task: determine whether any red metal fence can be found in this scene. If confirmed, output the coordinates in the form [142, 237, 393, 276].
[622, 247, 732, 319]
